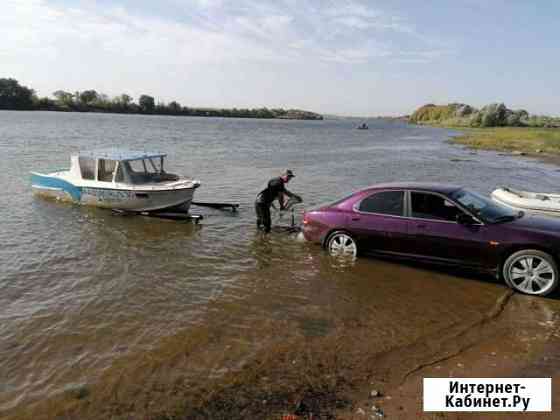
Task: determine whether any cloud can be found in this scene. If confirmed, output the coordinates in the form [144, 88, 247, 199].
[1, 0, 448, 68]
[2, 0, 277, 64]
[0, 0, 453, 115]
[324, 2, 414, 34]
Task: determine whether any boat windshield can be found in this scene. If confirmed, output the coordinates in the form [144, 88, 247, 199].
[128, 157, 163, 173]
[450, 189, 519, 224]
[121, 157, 167, 184]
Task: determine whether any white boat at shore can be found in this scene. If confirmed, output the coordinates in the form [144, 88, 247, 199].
[31, 149, 200, 212]
[491, 187, 560, 217]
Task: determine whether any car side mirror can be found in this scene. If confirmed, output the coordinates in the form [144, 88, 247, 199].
[456, 213, 476, 225]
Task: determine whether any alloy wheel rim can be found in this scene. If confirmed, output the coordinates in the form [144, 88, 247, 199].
[509, 255, 555, 294]
[329, 234, 357, 257]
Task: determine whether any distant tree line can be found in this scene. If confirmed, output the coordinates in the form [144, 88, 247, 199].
[0, 78, 323, 120]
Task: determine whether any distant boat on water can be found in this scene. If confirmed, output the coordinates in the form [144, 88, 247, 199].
[356, 123, 369, 130]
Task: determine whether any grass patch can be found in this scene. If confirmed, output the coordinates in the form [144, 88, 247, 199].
[450, 127, 560, 155]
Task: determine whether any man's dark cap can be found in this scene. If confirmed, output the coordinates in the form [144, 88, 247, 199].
[285, 169, 295, 178]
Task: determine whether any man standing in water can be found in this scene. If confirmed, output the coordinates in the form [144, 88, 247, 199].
[255, 170, 301, 233]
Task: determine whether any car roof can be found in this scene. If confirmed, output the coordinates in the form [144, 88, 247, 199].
[364, 182, 463, 195]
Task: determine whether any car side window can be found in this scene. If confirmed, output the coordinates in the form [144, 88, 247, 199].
[410, 192, 463, 222]
[358, 191, 404, 216]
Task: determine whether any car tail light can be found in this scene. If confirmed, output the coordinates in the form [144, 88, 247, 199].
[303, 211, 309, 225]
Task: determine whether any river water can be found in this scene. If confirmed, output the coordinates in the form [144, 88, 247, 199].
[1, 111, 560, 415]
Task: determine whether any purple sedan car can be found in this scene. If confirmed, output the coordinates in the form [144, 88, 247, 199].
[302, 182, 560, 296]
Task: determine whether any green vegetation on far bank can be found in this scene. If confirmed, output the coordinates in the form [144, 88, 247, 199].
[410, 102, 560, 128]
[451, 127, 560, 156]
[409, 101, 560, 157]
[0, 78, 323, 120]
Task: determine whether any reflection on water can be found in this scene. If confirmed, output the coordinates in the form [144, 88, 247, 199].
[1, 112, 560, 413]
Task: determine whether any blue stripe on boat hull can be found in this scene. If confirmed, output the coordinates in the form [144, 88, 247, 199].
[31, 173, 196, 212]
[31, 173, 82, 201]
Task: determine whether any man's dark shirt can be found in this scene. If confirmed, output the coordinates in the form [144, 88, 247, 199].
[257, 177, 293, 206]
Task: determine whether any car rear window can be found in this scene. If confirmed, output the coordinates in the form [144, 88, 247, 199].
[358, 190, 404, 216]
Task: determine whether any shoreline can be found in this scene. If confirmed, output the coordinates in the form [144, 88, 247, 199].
[349, 291, 560, 419]
[417, 124, 560, 167]
[408, 122, 560, 166]
[0, 108, 324, 121]
[7, 281, 559, 420]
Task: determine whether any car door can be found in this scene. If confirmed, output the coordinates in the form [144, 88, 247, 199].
[406, 190, 493, 267]
[348, 190, 410, 255]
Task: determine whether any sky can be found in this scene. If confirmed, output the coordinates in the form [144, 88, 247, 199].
[2, 0, 559, 116]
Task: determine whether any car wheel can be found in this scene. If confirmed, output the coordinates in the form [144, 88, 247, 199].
[326, 231, 357, 258]
[503, 249, 558, 296]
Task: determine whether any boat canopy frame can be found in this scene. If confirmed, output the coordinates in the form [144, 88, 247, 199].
[77, 149, 167, 162]
[73, 149, 176, 185]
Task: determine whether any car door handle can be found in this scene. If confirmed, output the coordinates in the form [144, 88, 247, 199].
[416, 223, 427, 229]
[351, 216, 361, 221]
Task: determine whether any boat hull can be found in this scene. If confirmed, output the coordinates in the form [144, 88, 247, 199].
[491, 187, 560, 217]
[31, 173, 198, 212]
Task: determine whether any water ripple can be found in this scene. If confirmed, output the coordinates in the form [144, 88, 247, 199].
[2, 112, 560, 412]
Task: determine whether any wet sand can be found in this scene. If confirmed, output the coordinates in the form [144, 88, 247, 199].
[347, 291, 560, 420]
[6, 260, 560, 419]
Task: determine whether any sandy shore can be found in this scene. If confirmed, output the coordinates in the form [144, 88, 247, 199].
[345, 291, 560, 419]
[7, 272, 559, 420]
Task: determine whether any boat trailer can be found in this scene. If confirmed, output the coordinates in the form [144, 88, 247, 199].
[111, 201, 239, 223]
[111, 200, 301, 233]
[192, 201, 239, 212]
[272, 206, 302, 233]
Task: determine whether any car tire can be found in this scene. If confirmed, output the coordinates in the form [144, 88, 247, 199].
[502, 249, 558, 296]
[326, 231, 358, 258]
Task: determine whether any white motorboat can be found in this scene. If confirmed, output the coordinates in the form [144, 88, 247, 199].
[491, 187, 560, 217]
[31, 149, 200, 212]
